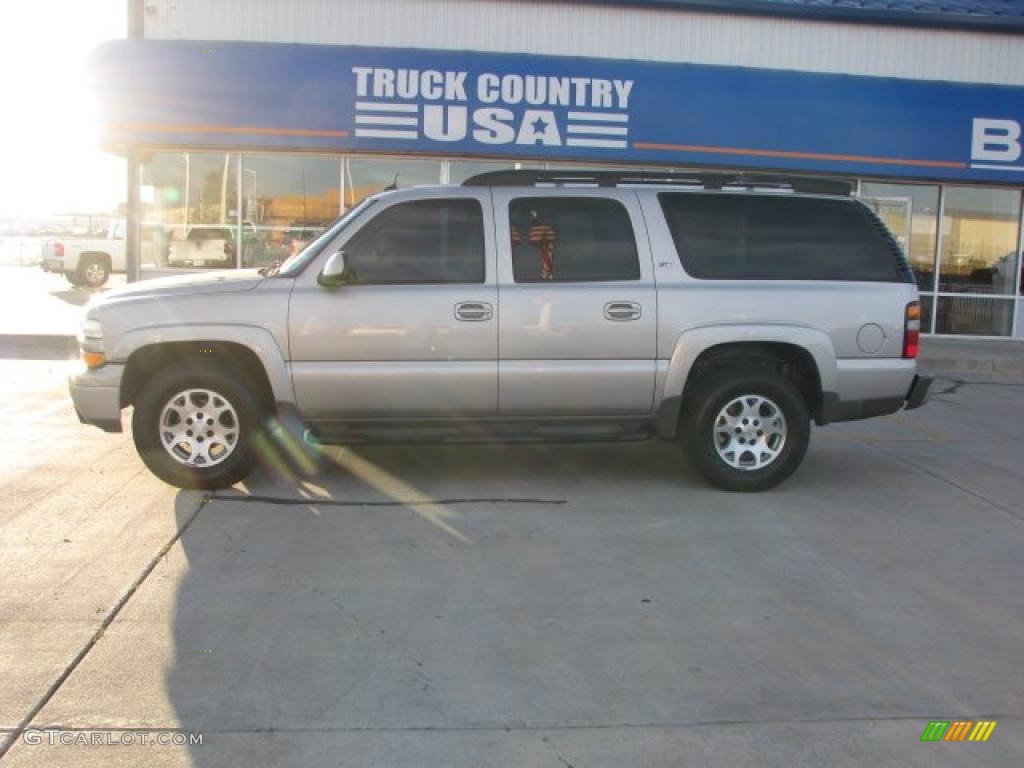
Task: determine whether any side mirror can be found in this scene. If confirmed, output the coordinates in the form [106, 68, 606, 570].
[318, 250, 352, 286]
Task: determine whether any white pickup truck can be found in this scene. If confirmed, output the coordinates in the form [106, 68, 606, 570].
[41, 220, 128, 287]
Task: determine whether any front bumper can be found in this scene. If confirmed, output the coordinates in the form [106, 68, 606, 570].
[69, 363, 125, 433]
[904, 373, 934, 411]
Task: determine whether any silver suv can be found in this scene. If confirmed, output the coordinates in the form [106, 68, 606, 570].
[70, 170, 933, 492]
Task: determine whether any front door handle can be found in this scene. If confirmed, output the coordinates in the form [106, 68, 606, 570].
[604, 301, 642, 321]
[455, 301, 493, 322]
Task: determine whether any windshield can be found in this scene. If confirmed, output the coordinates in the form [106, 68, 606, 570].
[272, 197, 379, 277]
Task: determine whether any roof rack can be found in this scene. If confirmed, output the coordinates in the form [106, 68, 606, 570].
[461, 169, 853, 196]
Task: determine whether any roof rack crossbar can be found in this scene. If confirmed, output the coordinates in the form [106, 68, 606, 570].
[461, 169, 853, 196]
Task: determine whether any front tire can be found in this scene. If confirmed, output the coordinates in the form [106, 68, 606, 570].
[681, 367, 810, 492]
[132, 360, 260, 489]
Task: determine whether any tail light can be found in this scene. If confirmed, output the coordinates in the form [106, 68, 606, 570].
[54, 243, 64, 258]
[903, 301, 921, 359]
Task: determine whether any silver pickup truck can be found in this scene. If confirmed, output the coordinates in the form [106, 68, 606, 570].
[70, 170, 932, 492]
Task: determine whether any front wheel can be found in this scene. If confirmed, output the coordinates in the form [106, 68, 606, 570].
[132, 361, 260, 489]
[681, 368, 810, 492]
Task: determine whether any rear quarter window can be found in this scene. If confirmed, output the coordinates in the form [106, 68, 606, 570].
[658, 193, 913, 283]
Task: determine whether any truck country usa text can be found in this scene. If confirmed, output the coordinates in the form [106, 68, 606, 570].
[351, 67, 635, 149]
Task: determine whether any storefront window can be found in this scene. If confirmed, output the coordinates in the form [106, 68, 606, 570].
[938, 186, 1020, 296]
[140, 152, 187, 269]
[241, 154, 341, 267]
[860, 182, 939, 292]
[187, 153, 238, 226]
[176, 153, 238, 269]
[447, 159, 543, 184]
[935, 296, 1014, 336]
[343, 157, 442, 208]
[141, 152, 240, 270]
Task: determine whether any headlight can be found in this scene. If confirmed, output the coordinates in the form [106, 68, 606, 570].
[78, 318, 103, 343]
[78, 318, 105, 367]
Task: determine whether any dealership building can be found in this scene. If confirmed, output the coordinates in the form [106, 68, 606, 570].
[94, 0, 1024, 338]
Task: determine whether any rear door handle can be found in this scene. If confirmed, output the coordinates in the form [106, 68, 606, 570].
[455, 301, 493, 321]
[604, 301, 642, 321]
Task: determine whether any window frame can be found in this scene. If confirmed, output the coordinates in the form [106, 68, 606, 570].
[506, 195, 643, 284]
[334, 197, 488, 286]
[658, 191, 912, 284]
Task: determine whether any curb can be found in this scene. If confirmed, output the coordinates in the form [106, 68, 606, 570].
[919, 358, 1024, 374]
[918, 339, 1024, 375]
[0, 335, 78, 360]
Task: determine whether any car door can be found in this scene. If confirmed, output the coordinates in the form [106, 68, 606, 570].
[493, 189, 657, 416]
[288, 189, 498, 420]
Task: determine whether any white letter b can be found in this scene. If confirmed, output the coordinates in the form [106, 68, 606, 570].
[972, 118, 1021, 163]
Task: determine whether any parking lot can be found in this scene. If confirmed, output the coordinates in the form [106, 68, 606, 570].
[0, 334, 1022, 766]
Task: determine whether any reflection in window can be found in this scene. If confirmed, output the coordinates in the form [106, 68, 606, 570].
[344, 157, 442, 208]
[935, 296, 1013, 336]
[140, 152, 239, 269]
[343, 199, 485, 284]
[510, 198, 640, 283]
[187, 153, 238, 226]
[241, 155, 341, 267]
[938, 186, 1020, 295]
[448, 159, 545, 184]
[140, 153, 187, 268]
[167, 225, 236, 270]
[860, 182, 939, 291]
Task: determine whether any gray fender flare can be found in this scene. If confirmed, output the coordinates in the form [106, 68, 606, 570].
[654, 324, 838, 438]
[112, 324, 296, 405]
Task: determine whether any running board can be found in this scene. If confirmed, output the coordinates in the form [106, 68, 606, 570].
[303, 419, 656, 446]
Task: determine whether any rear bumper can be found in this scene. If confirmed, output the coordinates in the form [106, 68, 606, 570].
[904, 373, 934, 411]
[68, 363, 125, 433]
[818, 373, 934, 425]
[41, 258, 65, 273]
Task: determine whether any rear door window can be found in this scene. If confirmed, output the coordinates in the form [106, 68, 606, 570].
[658, 193, 911, 283]
[508, 198, 640, 283]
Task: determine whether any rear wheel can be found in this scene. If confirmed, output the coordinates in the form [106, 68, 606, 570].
[64, 270, 85, 287]
[132, 360, 259, 489]
[78, 257, 110, 288]
[681, 367, 810, 492]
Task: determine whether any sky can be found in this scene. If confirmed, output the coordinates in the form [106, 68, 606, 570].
[0, 1, 126, 218]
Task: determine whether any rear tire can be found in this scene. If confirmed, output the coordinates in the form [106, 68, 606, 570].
[681, 366, 810, 492]
[132, 360, 260, 489]
[65, 270, 85, 287]
[78, 257, 110, 288]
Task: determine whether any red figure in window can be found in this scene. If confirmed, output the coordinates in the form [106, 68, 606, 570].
[527, 209, 556, 280]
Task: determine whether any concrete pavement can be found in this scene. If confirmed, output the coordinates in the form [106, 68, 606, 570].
[0, 359, 1022, 766]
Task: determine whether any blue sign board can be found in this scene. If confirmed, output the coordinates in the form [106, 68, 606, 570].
[91, 40, 1024, 184]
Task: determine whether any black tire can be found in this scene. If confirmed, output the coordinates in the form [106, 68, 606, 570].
[64, 270, 85, 287]
[132, 359, 260, 489]
[78, 257, 110, 288]
[681, 366, 810, 492]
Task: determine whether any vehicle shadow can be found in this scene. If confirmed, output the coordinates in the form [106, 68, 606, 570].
[163, 438, 702, 764]
[159, 430, 1024, 765]
[48, 286, 104, 307]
